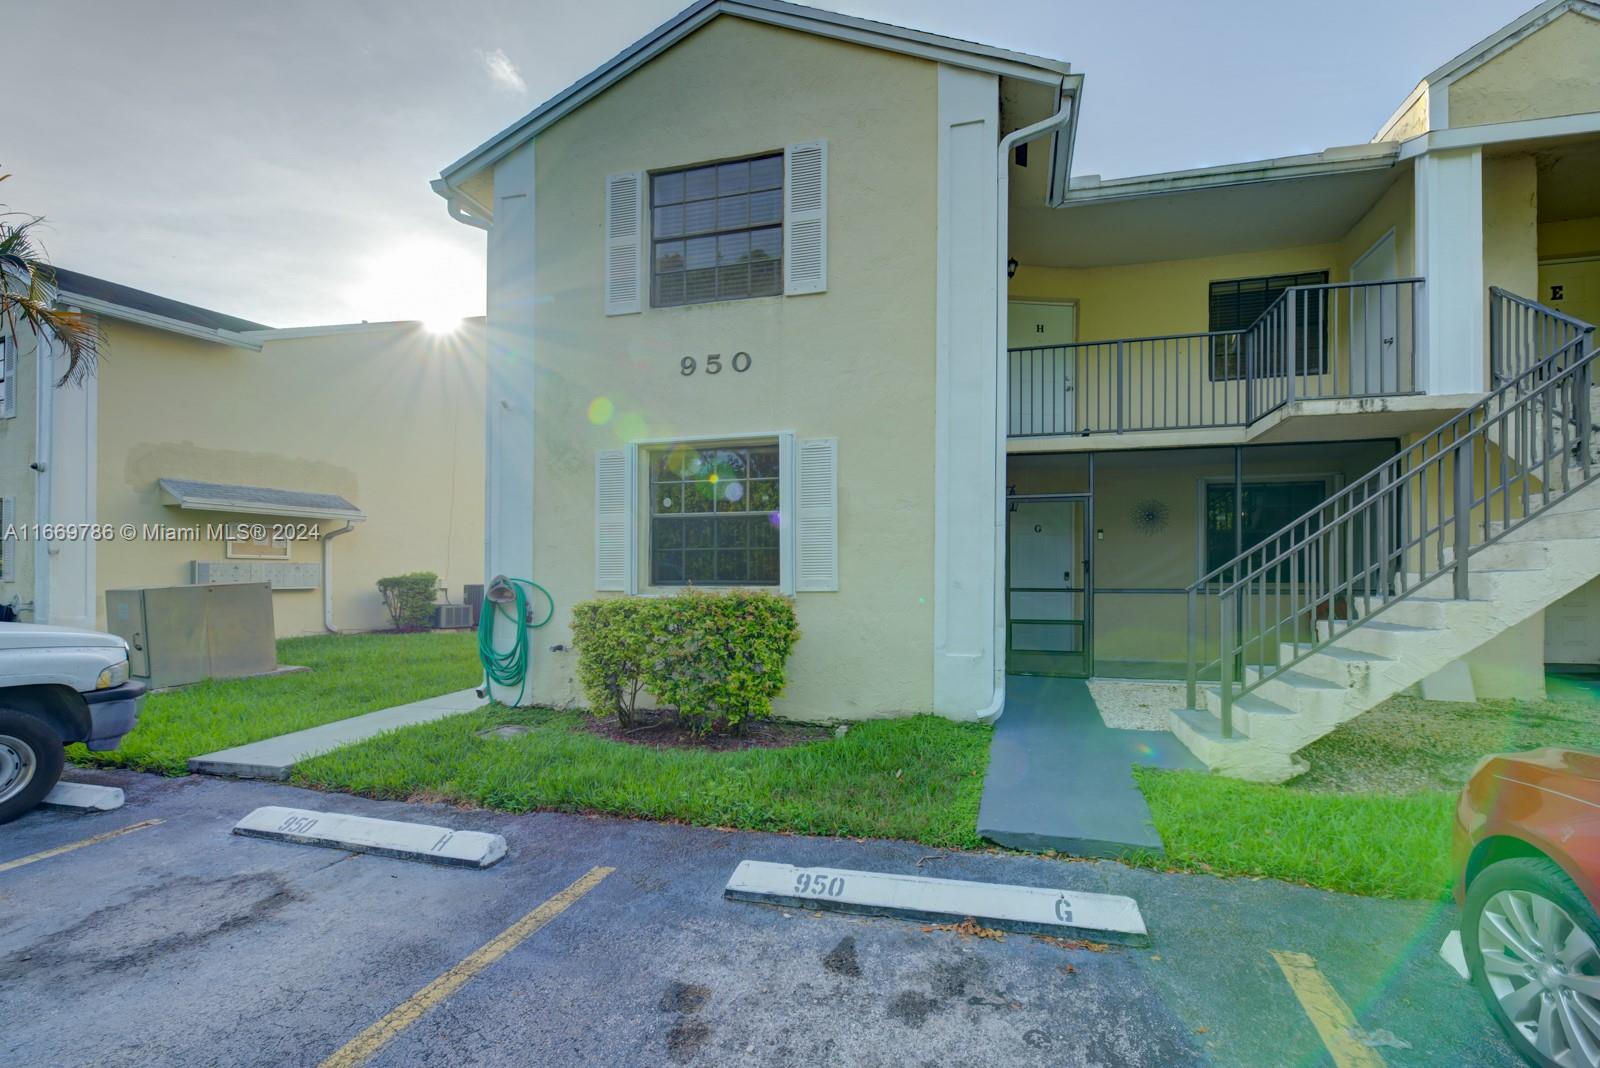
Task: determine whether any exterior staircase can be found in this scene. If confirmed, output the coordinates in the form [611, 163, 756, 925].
[1172, 290, 1598, 782]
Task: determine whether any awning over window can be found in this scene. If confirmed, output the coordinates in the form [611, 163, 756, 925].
[157, 478, 365, 522]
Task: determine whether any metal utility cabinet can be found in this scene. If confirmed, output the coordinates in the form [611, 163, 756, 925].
[105, 583, 278, 688]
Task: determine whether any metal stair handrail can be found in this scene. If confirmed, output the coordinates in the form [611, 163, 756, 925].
[1185, 297, 1596, 736]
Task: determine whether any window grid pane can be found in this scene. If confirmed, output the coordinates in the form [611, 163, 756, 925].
[1208, 271, 1329, 380]
[651, 153, 783, 308]
[649, 444, 781, 586]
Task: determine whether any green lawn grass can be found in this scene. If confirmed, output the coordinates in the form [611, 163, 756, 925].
[1133, 687, 1600, 900]
[293, 707, 991, 849]
[1133, 766, 1456, 899]
[70, 631, 481, 775]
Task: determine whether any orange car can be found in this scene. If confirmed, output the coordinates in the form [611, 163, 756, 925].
[1453, 748, 1600, 1067]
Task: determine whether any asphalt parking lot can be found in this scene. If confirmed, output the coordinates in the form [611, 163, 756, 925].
[2, 768, 1518, 1067]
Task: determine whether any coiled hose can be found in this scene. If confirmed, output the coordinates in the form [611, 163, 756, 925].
[477, 576, 555, 706]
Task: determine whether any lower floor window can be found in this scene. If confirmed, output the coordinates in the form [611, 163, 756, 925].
[649, 442, 781, 586]
[1205, 479, 1327, 579]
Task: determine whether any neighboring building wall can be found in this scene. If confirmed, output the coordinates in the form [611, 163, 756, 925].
[93, 318, 485, 637]
[1447, 11, 1600, 128]
[0, 326, 40, 615]
[511, 16, 940, 720]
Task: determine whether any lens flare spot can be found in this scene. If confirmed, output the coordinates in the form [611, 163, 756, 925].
[587, 397, 615, 425]
[768, 511, 783, 527]
[614, 411, 649, 440]
[723, 481, 743, 502]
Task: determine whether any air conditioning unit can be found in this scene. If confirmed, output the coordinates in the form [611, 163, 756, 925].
[434, 603, 474, 630]
[463, 584, 485, 627]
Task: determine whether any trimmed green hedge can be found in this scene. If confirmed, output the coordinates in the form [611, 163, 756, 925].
[570, 589, 800, 733]
[377, 571, 438, 630]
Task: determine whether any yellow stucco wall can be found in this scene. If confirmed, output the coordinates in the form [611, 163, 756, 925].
[1448, 11, 1600, 128]
[1541, 217, 1600, 261]
[1382, 90, 1431, 142]
[518, 16, 940, 720]
[94, 318, 485, 637]
[1483, 153, 1540, 298]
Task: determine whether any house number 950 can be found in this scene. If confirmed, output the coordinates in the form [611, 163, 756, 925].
[681, 352, 752, 376]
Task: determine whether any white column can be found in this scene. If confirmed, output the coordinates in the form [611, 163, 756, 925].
[33, 330, 98, 629]
[484, 142, 538, 705]
[932, 65, 1000, 717]
[1414, 147, 1485, 395]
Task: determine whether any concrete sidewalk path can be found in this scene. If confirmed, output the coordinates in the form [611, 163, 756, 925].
[187, 688, 486, 780]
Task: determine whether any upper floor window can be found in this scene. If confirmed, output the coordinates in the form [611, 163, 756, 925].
[651, 154, 783, 307]
[1209, 271, 1328, 379]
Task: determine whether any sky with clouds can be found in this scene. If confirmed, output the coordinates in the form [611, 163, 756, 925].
[8, 0, 1534, 327]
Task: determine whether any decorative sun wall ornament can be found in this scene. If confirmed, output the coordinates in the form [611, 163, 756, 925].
[1129, 498, 1170, 536]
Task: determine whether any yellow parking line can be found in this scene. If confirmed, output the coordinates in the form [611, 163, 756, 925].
[0, 818, 163, 874]
[319, 865, 615, 1068]
[1271, 950, 1387, 1068]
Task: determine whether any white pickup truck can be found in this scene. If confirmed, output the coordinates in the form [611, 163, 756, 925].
[0, 623, 145, 824]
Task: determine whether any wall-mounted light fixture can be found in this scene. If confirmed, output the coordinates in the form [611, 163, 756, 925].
[1006, 257, 1018, 279]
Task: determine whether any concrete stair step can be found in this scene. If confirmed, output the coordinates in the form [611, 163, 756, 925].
[1168, 706, 1306, 784]
[1334, 619, 1443, 658]
[1278, 644, 1392, 688]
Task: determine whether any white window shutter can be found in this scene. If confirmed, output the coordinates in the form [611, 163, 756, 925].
[595, 449, 635, 591]
[783, 141, 827, 295]
[794, 438, 838, 591]
[0, 337, 14, 419]
[604, 171, 644, 315]
[0, 498, 13, 580]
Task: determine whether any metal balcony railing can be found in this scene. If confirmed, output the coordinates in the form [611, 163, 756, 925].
[1007, 278, 1424, 437]
[1185, 293, 1596, 736]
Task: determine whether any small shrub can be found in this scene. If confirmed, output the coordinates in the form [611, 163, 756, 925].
[377, 571, 439, 630]
[569, 597, 664, 728]
[570, 589, 801, 734]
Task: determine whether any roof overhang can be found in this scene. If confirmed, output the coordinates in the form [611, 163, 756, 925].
[434, 0, 1073, 218]
[1015, 148, 1407, 268]
[58, 290, 264, 352]
[158, 478, 366, 522]
[1062, 142, 1399, 206]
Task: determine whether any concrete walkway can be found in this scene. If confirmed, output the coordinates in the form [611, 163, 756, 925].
[188, 688, 486, 780]
[977, 675, 1201, 857]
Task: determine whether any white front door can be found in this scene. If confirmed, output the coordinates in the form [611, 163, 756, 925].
[1007, 301, 1077, 435]
[1349, 232, 1399, 395]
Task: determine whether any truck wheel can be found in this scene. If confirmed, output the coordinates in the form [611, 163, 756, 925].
[0, 709, 64, 825]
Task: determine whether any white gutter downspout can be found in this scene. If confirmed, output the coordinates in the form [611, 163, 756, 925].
[432, 177, 492, 232]
[321, 523, 356, 633]
[977, 88, 1078, 723]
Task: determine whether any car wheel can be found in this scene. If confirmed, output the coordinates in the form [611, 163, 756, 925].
[0, 709, 65, 825]
[1464, 856, 1600, 1068]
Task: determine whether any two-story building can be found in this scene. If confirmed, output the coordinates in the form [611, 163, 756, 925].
[441, 0, 1600, 780]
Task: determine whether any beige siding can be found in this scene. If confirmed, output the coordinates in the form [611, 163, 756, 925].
[517, 15, 940, 720]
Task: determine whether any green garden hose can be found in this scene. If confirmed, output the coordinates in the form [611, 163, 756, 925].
[477, 576, 555, 707]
